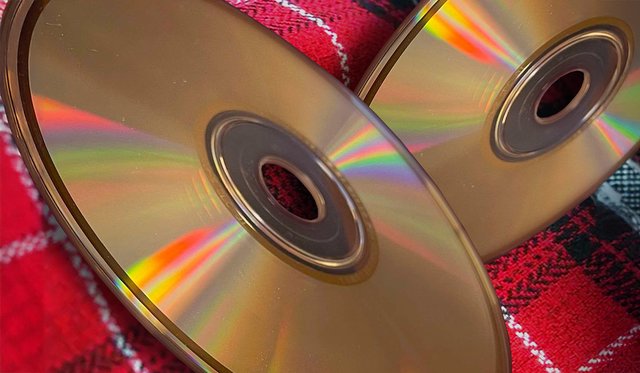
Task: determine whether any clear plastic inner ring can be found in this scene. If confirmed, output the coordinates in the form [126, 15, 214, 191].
[206, 111, 370, 275]
[492, 23, 630, 160]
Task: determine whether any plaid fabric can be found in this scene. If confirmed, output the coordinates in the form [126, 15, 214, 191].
[1, 0, 639, 372]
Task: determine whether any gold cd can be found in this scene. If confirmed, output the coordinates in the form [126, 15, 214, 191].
[1, 0, 509, 371]
[357, 0, 640, 261]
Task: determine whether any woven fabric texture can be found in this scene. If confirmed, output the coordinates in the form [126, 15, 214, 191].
[1, 1, 639, 372]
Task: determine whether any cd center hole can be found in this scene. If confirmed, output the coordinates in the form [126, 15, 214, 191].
[536, 70, 586, 121]
[261, 162, 319, 221]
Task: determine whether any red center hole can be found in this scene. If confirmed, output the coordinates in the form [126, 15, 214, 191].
[537, 70, 585, 119]
[261, 163, 319, 221]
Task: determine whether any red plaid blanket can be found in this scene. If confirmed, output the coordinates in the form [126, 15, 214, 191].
[1, 1, 639, 372]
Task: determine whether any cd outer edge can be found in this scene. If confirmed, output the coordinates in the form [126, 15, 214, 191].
[0, 1, 223, 371]
[356, 0, 445, 105]
[1, 0, 511, 371]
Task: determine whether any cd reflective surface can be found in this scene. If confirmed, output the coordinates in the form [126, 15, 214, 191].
[1, 0, 509, 371]
[358, 0, 640, 260]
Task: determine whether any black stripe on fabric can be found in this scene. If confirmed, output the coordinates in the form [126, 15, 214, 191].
[351, 0, 417, 27]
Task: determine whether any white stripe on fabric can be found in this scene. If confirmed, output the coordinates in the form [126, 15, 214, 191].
[0, 230, 59, 264]
[1, 105, 45, 212]
[578, 324, 640, 371]
[273, 0, 351, 86]
[502, 306, 561, 373]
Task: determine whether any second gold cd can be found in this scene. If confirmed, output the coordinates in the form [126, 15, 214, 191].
[358, 0, 640, 260]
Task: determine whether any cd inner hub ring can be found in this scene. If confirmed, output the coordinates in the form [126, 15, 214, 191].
[207, 111, 368, 274]
[492, 23, 631, 160]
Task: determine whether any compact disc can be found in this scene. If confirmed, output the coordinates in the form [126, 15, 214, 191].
[357, 0, 640, 261]
[1, 0, 509, 371]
